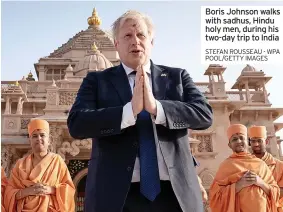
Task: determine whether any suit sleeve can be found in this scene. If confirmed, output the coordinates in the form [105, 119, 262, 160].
[67, 72, 124, 139]
[159, 69, 213, 130]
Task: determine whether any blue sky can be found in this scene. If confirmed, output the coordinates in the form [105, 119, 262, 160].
[1, 1, 283, 139]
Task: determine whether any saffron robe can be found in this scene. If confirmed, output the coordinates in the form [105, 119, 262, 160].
[4, 153, 75, 212]
[209, 152, 279, 212]
[2, 167, 8, 212]
[262, 152, 283, 212]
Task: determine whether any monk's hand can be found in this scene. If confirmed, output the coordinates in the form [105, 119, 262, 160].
[33, 183, 56, 195]
[245, 171, 257, 183]
[31, 183, 47, 195]
[254, 174, 271, 196]
[236, 171, 254, 192]
[21, 183, 45, 196]
[143, 66, 157, 116]
[131, 66, 144, 117]
[254, 175, 265, 187]
[40, 185, 56, 195]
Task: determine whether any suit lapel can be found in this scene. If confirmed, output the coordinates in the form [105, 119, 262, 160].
[151, 61, 168, 100]
[108, 64, 132, 105]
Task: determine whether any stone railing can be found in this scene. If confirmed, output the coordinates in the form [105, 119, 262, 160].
[192, 134, 218, 159]
[59, 91, 78, 106]
[196, 134, 213, 153]
[226, 91, 247, 101]
[24, 81, 53, 94]
[226, 90, 268, 104]
[1, 81, 17, 93]
[3, 80, 82, 96]
[250, 91, 269, 103]
[196, 82, 211, 93]
[189, 127, 218, 159]
[46, 87, 78, 106]
[1, 114, 39, 136]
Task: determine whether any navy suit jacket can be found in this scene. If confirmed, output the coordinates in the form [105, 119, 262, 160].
[67, 61, 213, 212]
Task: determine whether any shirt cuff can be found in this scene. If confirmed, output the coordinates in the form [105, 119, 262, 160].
[121, 102, 136, 129]
[154, 100, 167, 126]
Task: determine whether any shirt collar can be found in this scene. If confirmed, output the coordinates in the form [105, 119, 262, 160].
[122, 62, 151, 76]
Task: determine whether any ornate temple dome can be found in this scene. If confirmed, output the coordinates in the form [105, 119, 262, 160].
[241, 64, 258, 73]
[75, 43, 113, 76]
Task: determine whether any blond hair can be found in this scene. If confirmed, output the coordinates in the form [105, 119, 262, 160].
[111, 10, 155, 40]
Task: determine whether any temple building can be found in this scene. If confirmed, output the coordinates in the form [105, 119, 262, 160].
[1, 8, 283, 212]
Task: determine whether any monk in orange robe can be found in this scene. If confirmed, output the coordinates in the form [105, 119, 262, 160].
[249, 125, 283, 211]
[4, 119, 75, 212]
[2, 167, 8, 212]
[209, 124, 279, 212]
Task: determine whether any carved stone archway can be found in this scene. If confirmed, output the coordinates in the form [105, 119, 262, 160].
[73, 168, 88, 212]
[73, 168, 88, 189]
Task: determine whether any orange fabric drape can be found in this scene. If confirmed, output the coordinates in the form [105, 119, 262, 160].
[4, 153, 75, 212]
[209, 152, 279, 212]
[262, 152, 283, 212]
[2, 167, 8, 212]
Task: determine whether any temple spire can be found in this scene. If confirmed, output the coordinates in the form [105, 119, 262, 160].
[87, 8, 101, 27]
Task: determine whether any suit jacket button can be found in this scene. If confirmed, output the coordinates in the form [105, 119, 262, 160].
[127, 167, 132, 171]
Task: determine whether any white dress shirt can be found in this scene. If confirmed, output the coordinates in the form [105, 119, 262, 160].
[120, 62, 170, 182]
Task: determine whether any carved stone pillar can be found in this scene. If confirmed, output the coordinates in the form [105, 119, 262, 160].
[262, 81, 268, 103]
[4, 96, 10, 114]
[189, 137, 201, 154]
[46, 81, 59, 107]
[269, 136, 280, 158]
[279, 140, 283, 157]
[1, 145, 13, 176]
[219, 73, 224, 82]
[211, 72, 215, 82]
[239, 87, 244, 100]
[32, 103, 38, 115]
[1, 145, 22, 177]
[2, 146, 28, 177]
[49, 124, 63, 153]
[38, 66, 46, 81]
[16, 96, 23, 115]
[244, 81, 251, 103]
[9, 150, 22, 173]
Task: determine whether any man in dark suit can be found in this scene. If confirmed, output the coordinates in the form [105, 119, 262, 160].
[67, 10, 213, 212]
